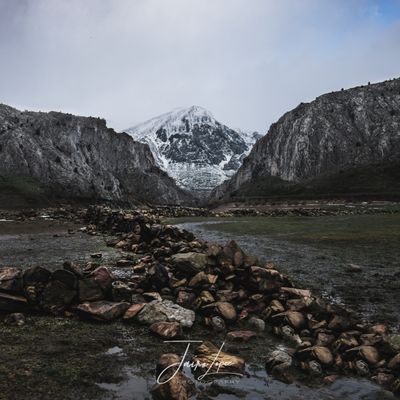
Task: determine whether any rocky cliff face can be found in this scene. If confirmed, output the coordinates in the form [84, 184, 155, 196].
[0, 104, 192, 205]
[211, 78, 400, 200]
[125, 106, 260, 196]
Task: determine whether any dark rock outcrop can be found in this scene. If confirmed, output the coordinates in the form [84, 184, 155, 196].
[0, 104, 193, 206]
[211, 78, 400, 201]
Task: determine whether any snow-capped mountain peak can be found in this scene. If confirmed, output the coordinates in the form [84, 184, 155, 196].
[124, 107, 259, 196]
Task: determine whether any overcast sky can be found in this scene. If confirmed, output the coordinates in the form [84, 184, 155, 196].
[0, 0, 400, 133]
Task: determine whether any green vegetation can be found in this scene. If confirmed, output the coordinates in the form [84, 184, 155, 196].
[170, 213, 400, 244]
[0, 175, 49, 208]
[227, 161, 400, 201]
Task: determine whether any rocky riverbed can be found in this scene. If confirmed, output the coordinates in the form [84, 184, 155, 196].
[0, 206, 399, 400]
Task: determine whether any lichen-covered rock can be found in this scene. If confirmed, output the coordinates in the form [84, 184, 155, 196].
[170, 252, 210, 274]
[137, 300, 195, 328]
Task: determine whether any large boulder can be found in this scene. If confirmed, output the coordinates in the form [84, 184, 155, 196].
[170, 252, 210, 275]
[78, 278, 104, 302]
[76, 301, 130, 321]
[92, 267, 113, 291]
[137, 300, 195, 328]
[40, 280, 76, 315]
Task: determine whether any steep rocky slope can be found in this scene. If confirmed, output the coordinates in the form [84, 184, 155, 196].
[0, 104, 192, 206]
[211, 78, 400, 201]
[125, 106, 260, 195]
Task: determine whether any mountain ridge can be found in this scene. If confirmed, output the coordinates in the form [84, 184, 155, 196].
[211, 78, 400, 202]
[0, 104, 193, 207]
[124, 106, 260, 196]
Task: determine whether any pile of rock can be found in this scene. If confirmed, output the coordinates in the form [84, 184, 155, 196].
[1, 205, 399, 397]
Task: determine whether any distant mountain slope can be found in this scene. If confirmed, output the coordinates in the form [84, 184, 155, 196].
[211, 78, 400, 202]
[0, 104, 192, 207]
[125, 106, 260, 195]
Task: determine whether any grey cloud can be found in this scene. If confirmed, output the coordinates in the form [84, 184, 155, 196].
[0, 0, 399, 133]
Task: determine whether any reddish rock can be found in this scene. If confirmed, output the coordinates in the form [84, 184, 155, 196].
[92, 267, 112, 291]
[150, 322, 181, 339]
[123, 303, 145, 320]
[4, 312, 26, 326]
[226, 330, 257, 342]
[0, 267, 23, 293]
[76, 301, 130, 321]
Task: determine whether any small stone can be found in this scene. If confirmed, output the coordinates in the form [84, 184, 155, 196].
[281, 287, 311, 298]
[312, 346, 334, 365]
[227, 330, 257, 342]
[248, 317, 265, 332]
[63, 261, 84, 278]
[323, 375, 339, 385]
[0, 267, 23, 293]
[265, 350, 292, 372]
[116, 259, 134, 268]
[388, 353, 400, 369]
[143, 292, 162, 302]
[123, 303, 145, 320]
[216, 302, 237, 322]
[4, 312, 26, 326]
[150, 322, 181, 339]
[383, 334, 400, 353]
[371, 372, 395, 387]
[111, 281, 134, 302]
[76, 301, 130, 321]
[346, 264, 362, 273]
[176, 291, 196, 309]
[210, 316, 226, 332]
[369, 324, 387, 336]
[90, 253, 103, 259]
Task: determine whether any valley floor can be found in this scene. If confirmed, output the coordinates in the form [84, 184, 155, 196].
[0, 207, 399, 399]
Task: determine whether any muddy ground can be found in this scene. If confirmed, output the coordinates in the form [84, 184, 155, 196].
[0, 216, 398, 399]
[173, 214, 400, 330]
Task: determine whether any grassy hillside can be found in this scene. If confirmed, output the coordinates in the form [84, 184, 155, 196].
[222, 161, 400, 202]
[0, 175, 51, 209]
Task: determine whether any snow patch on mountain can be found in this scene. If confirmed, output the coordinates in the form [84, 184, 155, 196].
[124, 106, 260, 195]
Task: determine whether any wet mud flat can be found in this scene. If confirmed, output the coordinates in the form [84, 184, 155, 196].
[0, 314, 395, 400]
[0, 218, 122, 270]
[173, 214, 400, 330]
[0, 215, 398, 399]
